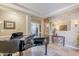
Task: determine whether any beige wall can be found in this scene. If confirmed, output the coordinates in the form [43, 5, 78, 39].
[31, 18, 41, 24]
[0, 6, 27, 36]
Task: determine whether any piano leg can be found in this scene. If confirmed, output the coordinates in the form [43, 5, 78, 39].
[19, 40, 24, 56]
[19, 51, 23, 56]
[45, 44, 47, 55]
[7, 53, 12, 56]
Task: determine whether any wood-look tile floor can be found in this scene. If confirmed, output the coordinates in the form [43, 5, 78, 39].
[13, 44, 79, 56]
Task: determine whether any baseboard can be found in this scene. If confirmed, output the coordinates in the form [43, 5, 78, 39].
[65, 45, 79, 50]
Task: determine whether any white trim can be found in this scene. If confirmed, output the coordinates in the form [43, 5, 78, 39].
[0, 3, 79, 18]
[44, 4, 79, 18]
[25, 16, 31, 35]
[0, 3, 42, 18]
[65, 45, 79, 50]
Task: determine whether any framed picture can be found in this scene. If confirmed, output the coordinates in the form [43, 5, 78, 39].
[4, 21, 15, 29]
[59, 25, 67, 31]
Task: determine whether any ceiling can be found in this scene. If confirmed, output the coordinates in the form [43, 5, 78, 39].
[0, 3, 78, 18]
[18, 3, 73, 15]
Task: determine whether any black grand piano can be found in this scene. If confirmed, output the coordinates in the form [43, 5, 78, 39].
[0, 32, 49, 56]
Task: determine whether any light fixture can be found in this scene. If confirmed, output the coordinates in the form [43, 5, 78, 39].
[74, 21, 78, 27]
[0, 21, 2, 24]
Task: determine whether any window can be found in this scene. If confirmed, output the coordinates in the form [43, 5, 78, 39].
[31, 23, 41, 37]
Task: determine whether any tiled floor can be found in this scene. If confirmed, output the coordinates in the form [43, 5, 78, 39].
[13, 44, 79, 56]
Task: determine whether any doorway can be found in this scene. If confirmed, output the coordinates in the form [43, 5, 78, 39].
[31, 22, 41, 37]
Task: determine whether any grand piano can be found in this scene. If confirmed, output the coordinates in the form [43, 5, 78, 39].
[0, 32, 49, 56]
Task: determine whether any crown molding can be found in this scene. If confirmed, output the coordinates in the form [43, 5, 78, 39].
[0, 3, 42, 18]
[0, 3, 79, 18]
[43, 4, 79, 18]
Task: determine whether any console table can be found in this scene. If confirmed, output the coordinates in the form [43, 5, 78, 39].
[52, 35, 65, 46]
